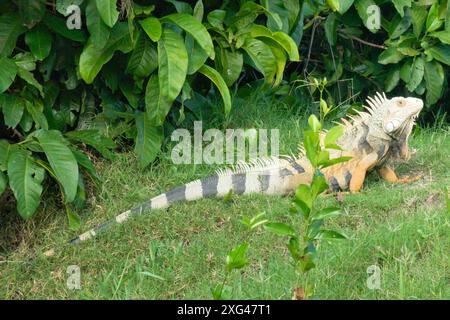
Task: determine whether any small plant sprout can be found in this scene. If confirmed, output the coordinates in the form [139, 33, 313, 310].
[211, 212, 268, 300]
[265, 114, 350, 299]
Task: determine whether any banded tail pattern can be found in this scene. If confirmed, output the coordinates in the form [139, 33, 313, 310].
[70, 156, 307, 244]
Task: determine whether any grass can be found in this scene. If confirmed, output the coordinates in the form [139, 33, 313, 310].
[0, 94, 449, 299]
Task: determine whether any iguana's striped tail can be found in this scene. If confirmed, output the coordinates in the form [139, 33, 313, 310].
[69, 156, 309, 244]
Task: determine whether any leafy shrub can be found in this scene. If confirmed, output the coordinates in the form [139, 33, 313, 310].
[293, 0, 449, 111]
[0, 0, 301, 221]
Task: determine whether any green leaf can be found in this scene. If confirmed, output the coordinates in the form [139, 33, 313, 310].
[215, 48, 243, 86]
[0, 14, 26, 57]
[429, 31, 450, 45]
[154, 28, 188, 123]
[44, 12, 87, 43]
[295, 184, 312, 210]
[320, 156, 352, 168]
[161, 13, 214, 59]
[25, 100, 48, 129]
[35, 130, 79, 203]
[135, 111, 163, 168]
[392, 0, 411, 17]
[140, 17, 162, 42]
[264, 222, 297, 237]
[242, 38, 277, 84]
[126, 31, 158, 78]
[313, 207, 343, 221]
[198, 65, 232, 116]
[424, 60, 444, 105]
[185, 34, 208, 75]
[25, 26, 52, 60]
[0, 57, 17, 93]
[193, 0, 204, 21]
[406, 57, 424, 92]
[425, 44, 450, 67]
[324, 125, 344, 149]
[389, 14, 412, 39]
[95, 0, 119, 28]
[324, 13, 337, 46]
[426, 2, 443, 32]
[303, 130, 319, 166]
[269, 43, 287, 87]
[249, 24, 299, 61]
[378, 47, 404, 64]
[207, 10, 226, 29]
[80, 23, 133, 84]
[307, 114, 321, 132]
[0, 139, 12, 171]
[226, 243, 249, 272]
[70, 147, 100, 182]
[66, 204, 81, 229]
[1, 94, 24, 128]
[411, 2, 427, 37]
[166, 0, 193, 14]
[315, 229, 347, 240]
[16, 67, 44, 96]
[311, 174, 328, 198]
[8, 148, 45, 219]
[0, 171, 7, 196]
[86, 0, 110, 49]
[385, 68, 400, 92]
[18, 0, 46, 28]
[65, 130, 116, 160]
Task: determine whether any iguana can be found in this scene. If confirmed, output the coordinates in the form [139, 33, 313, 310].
[70, 93, 423, 244]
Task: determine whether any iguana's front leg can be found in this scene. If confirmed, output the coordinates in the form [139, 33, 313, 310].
[349, 153, 379, 193]
[378, 166, 421, 183]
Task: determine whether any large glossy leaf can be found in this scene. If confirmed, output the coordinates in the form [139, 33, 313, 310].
[135, 111, 163, 167]
[7, 148, 45, 219]
[185, 34, 208, 75]
[426, 2, 443, 32]
[35, 130, 79, 203]
[198, 65, 232, 116]
[161, 13, 214, 59]
[215, 48, 243, 86]
[250, 25, 299, 61]
[86, 0, 110, 49]
[424, 60, 444, 105]
[65, 129, 116, 160]
[16, 67, 44, 96]
[0, 57, 17, 93]
[126, 32, 158, 78]
[95, 0, 119, 28]
[378, 47, 404, 64]
[406, 56, 424, 92]
[25, 26, 52, 60]
[425, 44, 450, 67]
[1, 94, 24, 128]
[154, 28, 188, 123]
[80, 23, 133, 84]
[140, 17, 162, 42]
[429, 31, 450, 45]
[410, 2, 427, 37]
[25, 100, 48, 130]
[269, 44, 287, 87]
[242, 38, 277, 84]
[0, 14, 26, 57]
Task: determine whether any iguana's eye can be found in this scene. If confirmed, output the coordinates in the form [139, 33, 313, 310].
[397, 99, 405, 107]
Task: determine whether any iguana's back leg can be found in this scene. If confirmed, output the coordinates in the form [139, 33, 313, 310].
[348, 153, 379, 192]
[378, 166, 421, 183]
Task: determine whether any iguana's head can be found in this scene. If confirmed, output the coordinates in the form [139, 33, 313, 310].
[367, 93, 423, 161]
[381, 96, 423, 138]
